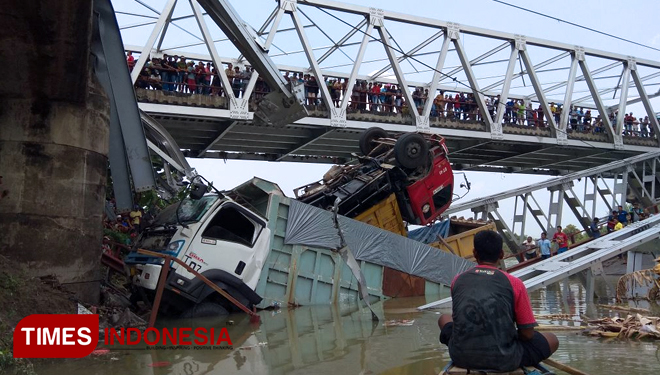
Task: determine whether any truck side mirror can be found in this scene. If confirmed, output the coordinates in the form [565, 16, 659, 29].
[189, 181, 208, 200]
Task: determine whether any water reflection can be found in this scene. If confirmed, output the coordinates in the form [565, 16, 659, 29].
[32, 279, 660, 375]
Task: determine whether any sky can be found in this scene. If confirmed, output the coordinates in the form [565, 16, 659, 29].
[112, 0, 660, 236]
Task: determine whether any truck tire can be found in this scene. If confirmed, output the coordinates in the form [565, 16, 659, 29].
[180, 302, 229, 319]
[359, 127, 389, 155]
[394, 133, 429, 169]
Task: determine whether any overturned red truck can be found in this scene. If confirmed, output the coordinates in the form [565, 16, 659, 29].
[295, 127, 454, 226]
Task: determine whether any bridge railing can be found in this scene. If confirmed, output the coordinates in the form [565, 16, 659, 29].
[118, 0, 660, 151]
[444, 150, 660, 254]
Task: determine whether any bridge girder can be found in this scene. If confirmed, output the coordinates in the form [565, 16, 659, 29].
[116, 0, 660, 175]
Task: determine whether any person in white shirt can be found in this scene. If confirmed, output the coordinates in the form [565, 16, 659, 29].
[522, 236, 537, 260]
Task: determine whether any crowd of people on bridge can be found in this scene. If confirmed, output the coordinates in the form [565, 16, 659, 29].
[128, 52, 268, 100]
[128, 51, 656, 137]
[518, 202, 651, 262]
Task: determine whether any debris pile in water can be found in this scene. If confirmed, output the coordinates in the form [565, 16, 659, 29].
[616, 257, 660, 302]
[583, 314, 660, 339]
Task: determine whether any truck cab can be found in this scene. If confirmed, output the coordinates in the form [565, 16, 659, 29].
[295, 128, 454, 226]
[126, 190, 272, 316]
[404, 151, 453, 225]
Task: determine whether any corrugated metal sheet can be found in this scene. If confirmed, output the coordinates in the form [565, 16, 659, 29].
[254, 193, 387, 308]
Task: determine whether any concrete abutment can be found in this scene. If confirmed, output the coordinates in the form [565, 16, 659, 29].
[0, 1, 109, 303]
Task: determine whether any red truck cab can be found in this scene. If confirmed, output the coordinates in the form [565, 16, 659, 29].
[295, 128, 454, 226]
[406, 150, 454, 225]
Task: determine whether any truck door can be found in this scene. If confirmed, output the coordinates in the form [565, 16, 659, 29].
[176, 202, 269, 289]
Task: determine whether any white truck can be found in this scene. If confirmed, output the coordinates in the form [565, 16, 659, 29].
[125, 176, 472, 318]
[126, 178, 279, 317]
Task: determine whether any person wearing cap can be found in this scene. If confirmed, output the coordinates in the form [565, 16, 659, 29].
[115, 215, 131, 233]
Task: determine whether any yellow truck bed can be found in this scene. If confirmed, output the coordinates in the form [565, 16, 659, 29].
[354, 194, 491, 296]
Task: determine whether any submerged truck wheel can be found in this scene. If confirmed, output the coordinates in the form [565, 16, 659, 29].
[394, 133, 429, 169]
[180, 302, 229, 319]
[359, 127, 389, 155]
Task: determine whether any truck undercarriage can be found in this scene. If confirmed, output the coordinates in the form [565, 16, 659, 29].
[295, 127, 454, 226]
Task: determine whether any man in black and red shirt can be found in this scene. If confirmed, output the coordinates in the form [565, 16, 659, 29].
[438, 230, 558, 372]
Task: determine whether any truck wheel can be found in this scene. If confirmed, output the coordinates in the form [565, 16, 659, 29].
[180, 302, 229, 318]
[359, 127, 389, 155]
[394, 133, 429, 169]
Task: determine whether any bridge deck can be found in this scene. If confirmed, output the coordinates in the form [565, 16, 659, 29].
[418, 213, 660, 310]
[138, 89, 658, 174]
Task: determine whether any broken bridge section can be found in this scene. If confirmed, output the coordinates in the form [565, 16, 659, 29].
[419, 214, 660, 310]
[419, 151, 660, 310]
[444, 151, 660, 246]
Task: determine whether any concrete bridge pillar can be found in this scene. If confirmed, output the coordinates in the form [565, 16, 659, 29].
[0, 1, 109, 302]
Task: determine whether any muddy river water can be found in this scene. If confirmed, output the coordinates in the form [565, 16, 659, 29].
[33, 278, 659, 375]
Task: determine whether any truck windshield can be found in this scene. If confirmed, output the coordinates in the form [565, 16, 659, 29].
[152, 196, 219, 226]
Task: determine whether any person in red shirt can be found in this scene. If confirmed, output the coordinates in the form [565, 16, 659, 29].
[438, 230, 558, 371]
[126, 51, 135, 72]
[371, 83, 381, 112]
[552, 225, 569, 254]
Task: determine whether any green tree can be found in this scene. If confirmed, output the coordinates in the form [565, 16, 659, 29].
[563, 224, 587, 244]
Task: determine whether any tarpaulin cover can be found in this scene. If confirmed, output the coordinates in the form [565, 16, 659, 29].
[408, 220, 451, 244]
[285, 200, 475, 286]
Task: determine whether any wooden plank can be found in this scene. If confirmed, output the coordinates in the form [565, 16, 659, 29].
[444, 365, 525, 375]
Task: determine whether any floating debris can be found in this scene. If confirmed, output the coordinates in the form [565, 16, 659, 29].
[616, 258, 660, 302]
[239, 342, 268, 350]
[382, 319, 415, 327]
[91, 348, 110, 356]
[147, 361, 171, 368]
[536, 324, 585, 331]
[582, 314, 660, 340]
[596, 304, 650, 314]
[534, 314, 581, 322]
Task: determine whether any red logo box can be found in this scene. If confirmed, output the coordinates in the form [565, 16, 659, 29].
[13, 314, 99, 358]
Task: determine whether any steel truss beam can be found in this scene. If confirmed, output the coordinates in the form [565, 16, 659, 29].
[445, 152, 660, 259]
[420, 214, 660, 310]
[300, 0, 660, 68]
[370, 30, 444, 80]
[485, 52, 570, 92]
[118, 0, 660, 159]
[440, 42, 510, 85]
[517, 38, 563, 142]
[130, 0, 177, 84]
[527, 62, 620, 101]
[448, 24, 494, 133]
[422, 34, 450, 118]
